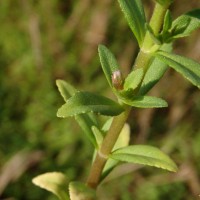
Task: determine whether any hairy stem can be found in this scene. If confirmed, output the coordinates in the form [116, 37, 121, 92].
[86, 1, 169, 190]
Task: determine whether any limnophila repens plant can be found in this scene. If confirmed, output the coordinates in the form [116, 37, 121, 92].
[33, 0, 200, 199]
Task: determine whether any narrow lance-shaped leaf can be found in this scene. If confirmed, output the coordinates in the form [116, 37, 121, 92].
[118, 0, 146, 46]
[110, 145, 178, 172]
[75, 115, 99, 148]
[139, 43, 172, 95]
[124, 68, 144, 91]
[121, 95, 168, 108]
[91, 126, 104, 148]
[56, 80, 99, 148]
[155, 51, 200, 88]
[171, 9, 200, 38]
[98, 45, 120, 89]
[56, 80, 76, 101]
[57, 91, 124, 117]
[32, 172, 69, 200]
[162, 10, 172, 34]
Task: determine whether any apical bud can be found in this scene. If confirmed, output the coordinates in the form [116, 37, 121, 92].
[112, 70, 123, 90]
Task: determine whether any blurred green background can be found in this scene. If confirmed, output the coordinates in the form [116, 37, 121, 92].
[0, 0, 200, 199]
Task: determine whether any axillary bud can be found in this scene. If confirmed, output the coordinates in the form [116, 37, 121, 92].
[112, 70, 123, 90]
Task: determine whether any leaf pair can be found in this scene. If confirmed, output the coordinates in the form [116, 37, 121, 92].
[99, 45, 168, 108]
[116, 1, 200, 46]
[160, 9, 200, 43]
[56, 80, 124, 149]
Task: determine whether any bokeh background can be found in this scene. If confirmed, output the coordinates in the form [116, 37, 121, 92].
[0, 0, 200, 199]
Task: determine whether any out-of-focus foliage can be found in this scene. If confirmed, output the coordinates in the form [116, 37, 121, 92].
[0, 0, 200, 199]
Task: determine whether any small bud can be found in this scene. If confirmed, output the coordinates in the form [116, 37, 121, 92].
[112, 70, 123, 90]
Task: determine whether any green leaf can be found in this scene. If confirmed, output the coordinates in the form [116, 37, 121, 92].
[171, 9, 200, 39]
[75, 115, 99, 148]
[121, 95, 168, 108]
[101, 123, 131, 181]
[139, 43, 172, 95]
[124, 68, 144, 91]
[57, 91, 124, 117]
[98, 45, 120, 88]
[110, 145, 178, 172]
[32, 172, 69, 200]
[91, 126, 104, 148]
[155, 51, 200, 88]
[102, 117, 113, 133]
[118, 0, 146, 46]
[56, 80, 99, 148]
[69, 181, 96, 200]
[56, 79, 77, 101]
[163, 10, 172, 34]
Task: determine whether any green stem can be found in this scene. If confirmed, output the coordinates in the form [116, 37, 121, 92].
[142, 3, 169, 51]
[86, 1, 170, 190]
[86, 107, 130, 188]
[134, 2, 170, 78]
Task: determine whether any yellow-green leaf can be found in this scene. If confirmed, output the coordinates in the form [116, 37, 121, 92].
[32, 172, 69, 200]
[118, 0, 146, 46]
